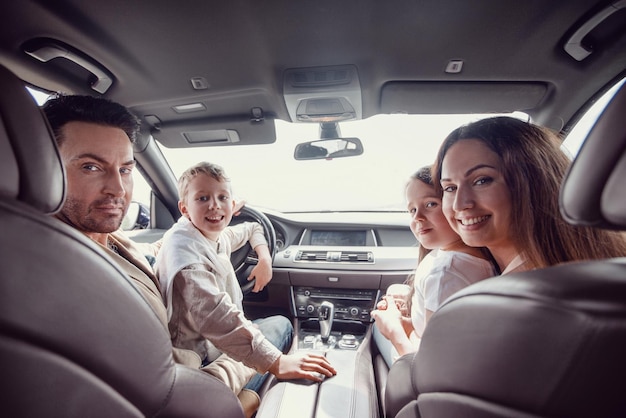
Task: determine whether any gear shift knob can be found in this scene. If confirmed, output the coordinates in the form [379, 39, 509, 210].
[318, 301, 335, 342]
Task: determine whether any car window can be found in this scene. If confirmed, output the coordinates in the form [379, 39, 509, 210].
[26, 87, 50, 105]
[562, 78, 626, 157]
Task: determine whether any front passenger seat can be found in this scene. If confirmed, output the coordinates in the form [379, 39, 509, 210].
[384, 81, 626, 418]
[0, 63, 244, 418]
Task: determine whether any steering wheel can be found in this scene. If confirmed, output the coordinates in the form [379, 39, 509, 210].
[230, 205, 276, 295]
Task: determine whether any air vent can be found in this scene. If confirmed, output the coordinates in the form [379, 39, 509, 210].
[296, 251, 329, 261]
[295, 250, 373, 263]
[340, 252, 373, 262]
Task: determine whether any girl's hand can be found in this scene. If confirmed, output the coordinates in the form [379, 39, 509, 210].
[371, 295, 405, 340]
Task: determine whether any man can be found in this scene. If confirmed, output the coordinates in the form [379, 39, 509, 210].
[42, 95, 336, 416]
[42, 94, 260, 416]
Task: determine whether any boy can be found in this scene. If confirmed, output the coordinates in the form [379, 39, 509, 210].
[155, 162, 336, 395]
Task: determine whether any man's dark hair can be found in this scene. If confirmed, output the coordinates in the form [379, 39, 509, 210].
[42, 94, 140, 145]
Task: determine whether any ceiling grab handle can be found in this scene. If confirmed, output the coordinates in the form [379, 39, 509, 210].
[564, 0, 626, 61]
[25, 43, 113, 94]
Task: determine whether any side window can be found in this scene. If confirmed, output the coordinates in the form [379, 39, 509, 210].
[27, 86, 50, 105]
[121, 170, 152, 230]
[562, 78, 626, 157]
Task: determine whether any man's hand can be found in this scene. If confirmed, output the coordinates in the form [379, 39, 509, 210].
[268, 352, 337, 382]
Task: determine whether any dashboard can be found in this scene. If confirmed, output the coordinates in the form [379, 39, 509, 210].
[268, 211, 418, 274]
[129, 209, 419, 277]
[128, 209, 419, 324]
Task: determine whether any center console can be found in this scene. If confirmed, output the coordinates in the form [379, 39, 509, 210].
[293, 286, 378, 322]
[256, 286, 380, 418]
[292, 286, 378, 351]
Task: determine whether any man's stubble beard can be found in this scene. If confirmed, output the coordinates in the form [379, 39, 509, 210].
[61, 196, 127, 234]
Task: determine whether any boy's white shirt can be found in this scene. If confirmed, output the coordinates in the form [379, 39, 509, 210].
[156, 216, 267, 318]
[157, 216, 234, 320]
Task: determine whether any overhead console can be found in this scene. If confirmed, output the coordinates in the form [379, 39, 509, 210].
[282, 64, 362, 123]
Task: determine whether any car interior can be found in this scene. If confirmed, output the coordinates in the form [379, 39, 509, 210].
[1, 1, 626, 417]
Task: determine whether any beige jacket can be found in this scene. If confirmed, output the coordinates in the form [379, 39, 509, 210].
[102, 231, 256, 394]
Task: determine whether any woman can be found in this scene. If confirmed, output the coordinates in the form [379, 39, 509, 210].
[433, 116, 626, 274]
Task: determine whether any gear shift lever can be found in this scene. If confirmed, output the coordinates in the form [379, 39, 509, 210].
[318, 301, 335, 342]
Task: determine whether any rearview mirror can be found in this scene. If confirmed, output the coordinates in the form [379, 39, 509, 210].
[294, 137, 363, 160]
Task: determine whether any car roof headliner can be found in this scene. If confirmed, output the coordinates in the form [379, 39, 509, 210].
[2, 0, 626, 136]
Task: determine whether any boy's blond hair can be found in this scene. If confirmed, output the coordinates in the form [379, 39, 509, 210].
[177, 161, 230, 203]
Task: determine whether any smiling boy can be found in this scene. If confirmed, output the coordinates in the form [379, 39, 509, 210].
[155, 161, 336, 395]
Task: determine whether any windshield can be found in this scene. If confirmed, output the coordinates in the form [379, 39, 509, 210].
[158, 113, 527, 213]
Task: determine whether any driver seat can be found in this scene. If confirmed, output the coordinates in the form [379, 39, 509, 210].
[385, 81, 626, 418]
[0, 63, 244, 417]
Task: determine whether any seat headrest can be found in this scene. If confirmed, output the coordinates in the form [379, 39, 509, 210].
[0, 64, 65, 214]
[560, 82, 626, 230]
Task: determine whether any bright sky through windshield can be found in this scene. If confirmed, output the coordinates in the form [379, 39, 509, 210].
[159, 113, 528, 213]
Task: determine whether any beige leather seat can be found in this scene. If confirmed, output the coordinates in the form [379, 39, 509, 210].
[0, 64, 244, 418]
[385, 82, 626, 418]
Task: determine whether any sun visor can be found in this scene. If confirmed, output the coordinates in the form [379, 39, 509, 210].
[381, 82, 548, 114]
[151, 117, 276, 148]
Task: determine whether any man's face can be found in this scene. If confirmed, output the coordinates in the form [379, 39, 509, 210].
[57, 121, 135, 240]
